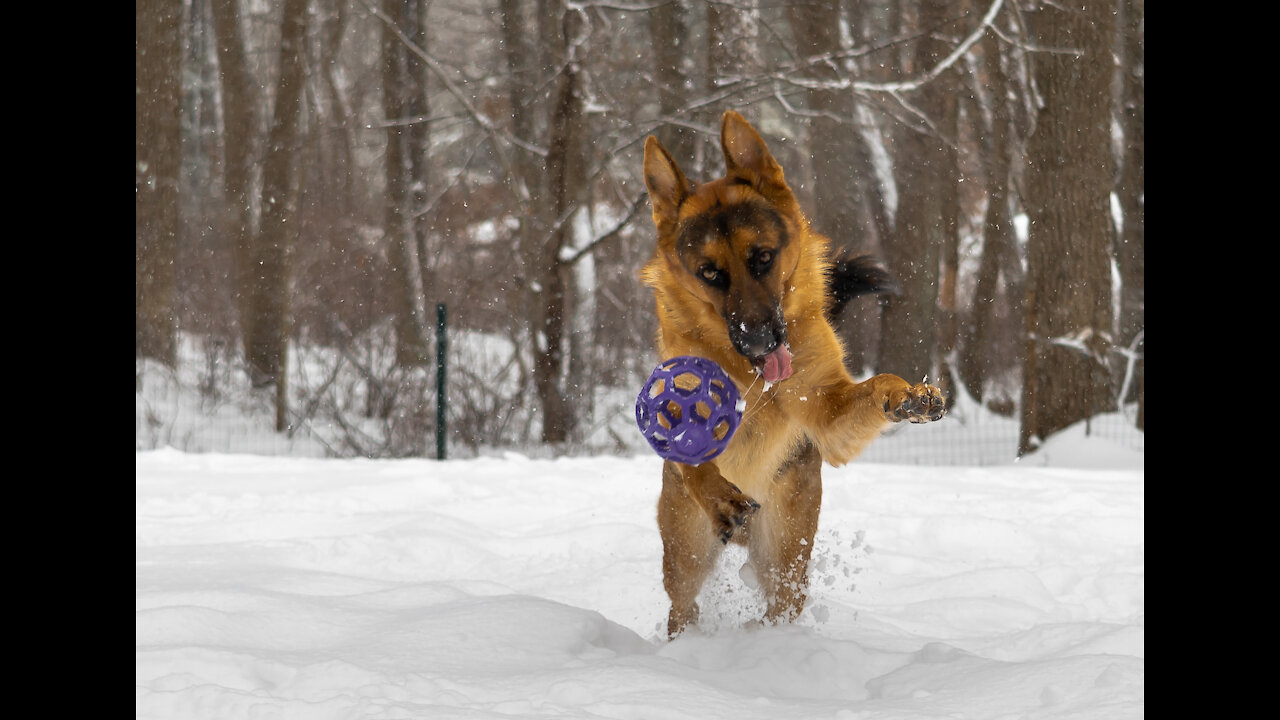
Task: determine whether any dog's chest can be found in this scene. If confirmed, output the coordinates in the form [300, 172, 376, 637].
[714, 402, 808, 495]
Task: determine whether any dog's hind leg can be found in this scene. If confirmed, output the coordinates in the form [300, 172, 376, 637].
[748, 440, 823, 625]
[657, 460, 757, 637]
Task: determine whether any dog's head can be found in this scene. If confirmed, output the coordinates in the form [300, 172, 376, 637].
[643, 111, 806, 383]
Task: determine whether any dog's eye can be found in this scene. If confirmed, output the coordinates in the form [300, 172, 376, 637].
[698, 264, 725, 286]
[749, 249, 775, 277]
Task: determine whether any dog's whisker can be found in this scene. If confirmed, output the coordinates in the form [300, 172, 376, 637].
[739, 371, 774, 423]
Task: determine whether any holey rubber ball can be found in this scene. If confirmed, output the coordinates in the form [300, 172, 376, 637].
[635, 355, 742, 465]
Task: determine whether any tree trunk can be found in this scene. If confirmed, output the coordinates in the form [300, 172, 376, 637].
[878, 0, 961, 385]
[786, 1, 868, 253]
[702, 0, 760, 173]
[787, 0, 885, 372]
[960, 31, 1023, 403]
[500, 0, 587, 445]
[648, 0, 696, 163]
[382, 0, 429, 366]
[935, 44, 966, 401]
[534, 2, 588, 445]
[136, 0, 182, 365]
[210, 0, 259, 356]
[498, 0, 544, 440]
[245, 0, 307, 405]
[1116, 0, 1144, 428]
[316, 0, 355, 220]
[1020, 0, 1117, 454]
[406, 1, 434, 314]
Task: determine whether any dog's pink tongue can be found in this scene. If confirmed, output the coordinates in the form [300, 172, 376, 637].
[760, 345, 793, 383]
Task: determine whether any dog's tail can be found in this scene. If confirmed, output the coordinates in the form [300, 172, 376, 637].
[826, 250, 899, 321]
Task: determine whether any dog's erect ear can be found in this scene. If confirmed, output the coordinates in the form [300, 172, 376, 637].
[720, 110, 786, 190]
[643, 135, 692, 228]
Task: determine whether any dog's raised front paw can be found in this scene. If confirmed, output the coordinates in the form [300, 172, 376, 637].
[704, 481, 760, 544]
[885, 384, 946, 424]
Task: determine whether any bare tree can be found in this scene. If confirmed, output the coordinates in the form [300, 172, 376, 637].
[241, 0, 309, 436]
[958, 26, 1025, 405]
[381, 0, 430, 366]
[208, 0, 308, 397]
[136, 0, 183, 365]
[700, 0, 761, 171]
[786, 2, 869, 254]
[648, 0, 696, 163]
[877, 0, 964, 386]
[209, 0, 259, 362]
[1020, 0, 1117, 454]
[499, 0, 591, 445]
[1116, 0, 1144, 429]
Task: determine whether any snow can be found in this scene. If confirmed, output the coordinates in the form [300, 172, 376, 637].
[137, 423, 1142, 719]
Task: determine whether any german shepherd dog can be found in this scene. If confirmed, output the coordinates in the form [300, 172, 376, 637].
[641, 111, 946, 637]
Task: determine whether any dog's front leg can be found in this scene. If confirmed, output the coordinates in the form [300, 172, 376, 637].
[800, 374, 946, 466]
[676, 461, 760, 545]
[657, 460, 759, 637]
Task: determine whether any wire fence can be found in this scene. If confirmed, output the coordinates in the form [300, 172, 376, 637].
[858, 404, 1143, 466]
[137, 353, 1143, 466]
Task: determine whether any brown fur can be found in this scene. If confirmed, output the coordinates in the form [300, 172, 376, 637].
[642, 111, 945, 637]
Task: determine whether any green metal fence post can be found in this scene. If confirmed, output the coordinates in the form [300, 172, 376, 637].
[436, 303, 447, 460]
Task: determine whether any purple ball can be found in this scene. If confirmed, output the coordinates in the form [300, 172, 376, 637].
[636, 356, 742, 465]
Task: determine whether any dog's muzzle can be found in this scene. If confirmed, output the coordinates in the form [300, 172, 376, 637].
[728, 317, 793, 384]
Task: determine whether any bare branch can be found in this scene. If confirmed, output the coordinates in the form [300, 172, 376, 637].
[562, 192, 649, 265]
[359, 0, 540, 208]
[853, 0, 1006, 93]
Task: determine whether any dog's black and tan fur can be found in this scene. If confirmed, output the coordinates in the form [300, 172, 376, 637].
[642, 111, 945, 637]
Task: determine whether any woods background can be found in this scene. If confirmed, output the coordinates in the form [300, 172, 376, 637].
[135, 0, 1144, 459]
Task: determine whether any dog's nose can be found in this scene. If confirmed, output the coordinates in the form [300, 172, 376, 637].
[735, 328, 777, 358]
[728, 318, 783, 359]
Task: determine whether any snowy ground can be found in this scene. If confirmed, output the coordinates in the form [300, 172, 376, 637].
[136, 423, 1143, 719]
